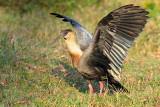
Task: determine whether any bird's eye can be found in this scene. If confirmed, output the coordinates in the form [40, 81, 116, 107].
[64, 32, 68, 35]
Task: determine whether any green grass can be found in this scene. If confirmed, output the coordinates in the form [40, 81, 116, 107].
[0, 0, 160, 106]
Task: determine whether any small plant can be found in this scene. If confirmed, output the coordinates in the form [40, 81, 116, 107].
[0, 31, 16, 69]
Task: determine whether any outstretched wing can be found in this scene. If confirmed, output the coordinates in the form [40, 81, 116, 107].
[50, 13, 92, 51]
[86, 4, 149, 78]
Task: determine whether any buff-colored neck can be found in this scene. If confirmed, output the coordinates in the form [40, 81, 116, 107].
[64, 32, 83, 68]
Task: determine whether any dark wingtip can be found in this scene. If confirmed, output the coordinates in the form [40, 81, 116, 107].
[145, 11, 150, 15]
[50, 13, 70, 22]
[50, 13, 58, 15]
[62, 19, 69, 22]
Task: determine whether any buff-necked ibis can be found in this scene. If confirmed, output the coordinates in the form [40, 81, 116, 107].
[50, 4, 149, 96]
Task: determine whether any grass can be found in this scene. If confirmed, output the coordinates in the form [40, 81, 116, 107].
[0, 0, 160, 106]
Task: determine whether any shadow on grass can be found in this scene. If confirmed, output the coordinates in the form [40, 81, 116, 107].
[50, 59, 102, 94]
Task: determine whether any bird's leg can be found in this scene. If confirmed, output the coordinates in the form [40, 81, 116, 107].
[85, 79, 93, 97]
[88, 84, 93, 97]
[99, 81, 104, 96]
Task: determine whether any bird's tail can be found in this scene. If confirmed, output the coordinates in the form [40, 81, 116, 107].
[109, 81, 129, 93]
[106, 79, 129, 94]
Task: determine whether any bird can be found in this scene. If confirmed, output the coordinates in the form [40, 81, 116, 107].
[50, 4, 149, 96]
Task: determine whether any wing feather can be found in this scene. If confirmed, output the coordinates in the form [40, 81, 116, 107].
[50, 13, 92, 51]
[86, 4, 149, 77]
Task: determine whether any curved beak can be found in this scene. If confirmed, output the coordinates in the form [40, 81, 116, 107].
[49, 34, 63, 46]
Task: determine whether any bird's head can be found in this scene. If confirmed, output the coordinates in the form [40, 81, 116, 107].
[59, 29, 73, 40]
[50, 29, 73, 45]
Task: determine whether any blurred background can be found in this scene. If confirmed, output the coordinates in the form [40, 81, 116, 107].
[0, 0, 160, 106]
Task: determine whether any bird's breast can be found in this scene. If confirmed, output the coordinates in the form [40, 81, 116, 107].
[65, 39, 83, 68]
[69, 51, 83, 68]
